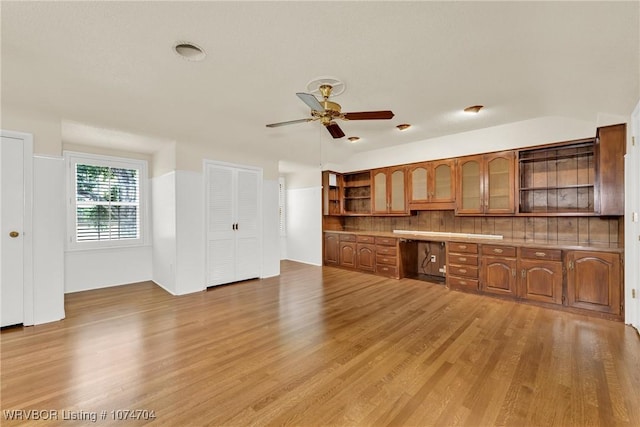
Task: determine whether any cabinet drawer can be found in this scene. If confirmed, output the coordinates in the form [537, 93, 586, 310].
[375, 237, 397, 246]
[448, 265, 478, 278]
[357, 235, 375, 243]
[376, 264, 398, 277]
[481, 245, 516, 257]
[376, 246, 397, 256]
[448, 254, 478, 266]
[376, 255, 397, 266]
[448, 276, 479, 291]
[520, 247, 562, 261]
[339, 234, 357, 242]
[448, 242, 478, 254]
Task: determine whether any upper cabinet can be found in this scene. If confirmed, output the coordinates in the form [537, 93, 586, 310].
[371, 166, 408, 215]
[456, 152, 515, 215]
[322, 124, 624, 218]
[322, 171, 342, 216]
[408, 159, 456, 210]
[516, 123, 625, 216]
[342, 171, 372, 215]
[596, 123, 626, 216]
[518, 140, 595, 214]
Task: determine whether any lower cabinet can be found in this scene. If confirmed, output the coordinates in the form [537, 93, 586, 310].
[356, 235, 376, 272]
[450, 243, 622, 318]
[517, 248, 563, 305]
[326, 233, 623, 320]
[446, 242, 479, 292]
[566, 250, 622, 315]
[375, 237, 399, 278]
[324, 233, 340, 266]
[480, 245, 517, 297]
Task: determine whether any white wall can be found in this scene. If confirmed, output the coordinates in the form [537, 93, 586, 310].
[32, 156, 65, 323]
[65, 246, 153, 293]
[151, 171, 177, 293]
[626, 102, 640, 331]
[262, 179, 281, 277]
[175, 171, 205, 294]
[285, 186, 322, 266]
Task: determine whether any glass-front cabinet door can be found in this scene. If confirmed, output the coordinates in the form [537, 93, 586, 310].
[372, 169, 388, 213]
[431, 160, 455, 204]
[372, 167, 407, 215]
[408, 160, 455, 210]
[486, 152, 515, 214]
[456, 153, 515, 215]
[456, 156, 483, 214]
[389, 168, 406, 213]
[409, 165, 429, 203]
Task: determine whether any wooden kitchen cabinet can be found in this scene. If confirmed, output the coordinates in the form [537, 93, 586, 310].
[480, 245, 518, 297]
[322, 171, 342, 216]
[408, 159, 456, 210]
[596, 123, 626, 216]
[356, 235, 376, 272]
[446, 242, 479, 292]
[324, 233, 340, 266]
[371, 166, 408, 215]
[517, 248, 563, 305]
[566, 250, 622, 315]
[456, 152, 515, 215]
[375, 236, 400, 278]
[339, 234, 357, 268]
[342, 171, 371, 215]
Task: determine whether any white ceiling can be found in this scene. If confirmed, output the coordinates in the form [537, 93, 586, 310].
[2, 1, 638, 168]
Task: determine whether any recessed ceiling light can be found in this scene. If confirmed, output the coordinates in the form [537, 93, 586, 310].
[173, 41, 206, 61]
[348, 136, 360, 143]
[396, 124, 411, 131]
[463, 105, 483, 114]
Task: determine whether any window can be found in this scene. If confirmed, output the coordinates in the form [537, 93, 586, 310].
[279, 176, 286, 236]
[66, 152, 147, 249]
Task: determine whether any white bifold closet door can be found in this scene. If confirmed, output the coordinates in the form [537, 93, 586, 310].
[206, 163, 261, 287]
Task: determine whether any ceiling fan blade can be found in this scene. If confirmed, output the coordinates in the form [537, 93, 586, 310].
[296, 92, 324, 111]
[266, 118, 313, 128]
[325, 122, 345, 139]
[343, 110, 395, 120]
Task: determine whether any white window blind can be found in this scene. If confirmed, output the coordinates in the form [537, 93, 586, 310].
[66, 152, 146, 249]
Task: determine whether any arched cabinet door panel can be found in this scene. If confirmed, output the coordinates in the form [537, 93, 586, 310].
[566, 251, 621, 315]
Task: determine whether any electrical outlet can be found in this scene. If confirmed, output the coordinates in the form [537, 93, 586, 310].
[430, 255, 436, 263]
[633, 212, 639, 222]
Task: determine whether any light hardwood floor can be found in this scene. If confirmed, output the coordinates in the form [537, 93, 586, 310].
[2, 261, 639, 426]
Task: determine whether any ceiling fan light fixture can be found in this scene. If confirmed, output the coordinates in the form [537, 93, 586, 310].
[396, 123, 411, 131]
[463, 105, 483, 114]
[173, 41, 206, 61]
[348, 136, 360, 143]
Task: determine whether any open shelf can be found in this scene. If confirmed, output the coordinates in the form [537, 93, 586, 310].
[518, 140, 595, 214]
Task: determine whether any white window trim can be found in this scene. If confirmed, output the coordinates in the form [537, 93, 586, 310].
[64, 151, 148, 251]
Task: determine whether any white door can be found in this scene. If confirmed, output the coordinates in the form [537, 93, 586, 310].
[206, 165, 236, 286]
[1, 136, 25, 326]
[205, 162, 261, 287]
[235, 168, 260, 281]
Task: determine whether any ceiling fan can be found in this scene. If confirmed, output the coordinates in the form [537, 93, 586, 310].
[266, 84, 394, 139]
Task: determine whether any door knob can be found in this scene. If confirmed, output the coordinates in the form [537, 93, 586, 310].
[9, 231, 19, 238]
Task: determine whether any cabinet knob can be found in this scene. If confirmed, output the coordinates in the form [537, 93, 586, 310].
[493, 248, 503, 254]
[9, 231, 19, 238]
[535, 251, 546, 257]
